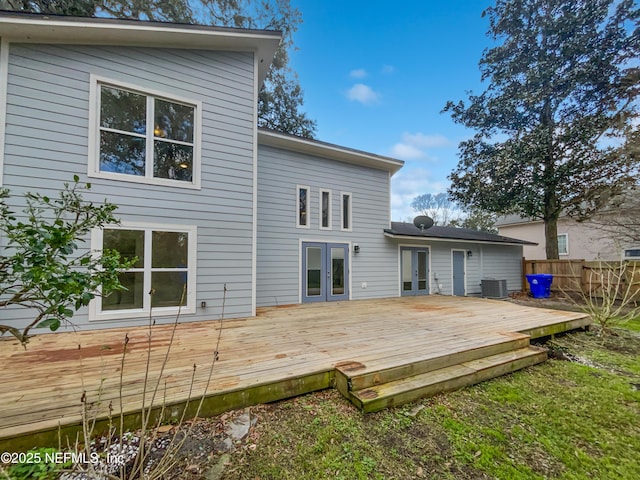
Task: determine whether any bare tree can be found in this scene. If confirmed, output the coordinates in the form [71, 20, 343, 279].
[410, 193, 459, 226]
[588, 189, 640, 246]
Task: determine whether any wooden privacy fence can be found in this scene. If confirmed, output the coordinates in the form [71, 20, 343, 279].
[522, 259, 640, 299]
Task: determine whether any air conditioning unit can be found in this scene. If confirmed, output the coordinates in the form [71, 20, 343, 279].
[623, 248, 640, 260]
[481, 279, 508, 299]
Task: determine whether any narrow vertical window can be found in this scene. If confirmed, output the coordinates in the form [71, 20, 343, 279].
[320, 189, 331, 229]
[297, 185, 310, 228]
[341, 192, 352, 231]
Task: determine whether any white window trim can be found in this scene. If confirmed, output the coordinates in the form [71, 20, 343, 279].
[557, 233, 569, 256]
[296, 184, 310, 229]
[0, 39, 9, 187]
[319, 188, 332, 230]
[89, 222, 197, 321]
[340, 191, 352, 232]
[88, 75, 202, 190]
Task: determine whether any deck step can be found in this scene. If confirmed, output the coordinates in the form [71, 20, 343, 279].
[344, 346, 547, 413]
[335, 332, 531, 394]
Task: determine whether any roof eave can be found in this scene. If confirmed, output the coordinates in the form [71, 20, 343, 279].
[383, 232, 536, 246]
[258, 129, 404, 175]
[0, 13, 282, 85]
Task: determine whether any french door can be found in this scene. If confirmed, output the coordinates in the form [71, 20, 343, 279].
[302, 242, 349, 302]
[401, 247, 430, 296]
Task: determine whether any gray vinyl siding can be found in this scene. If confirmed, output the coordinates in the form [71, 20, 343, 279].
[395, 241, 523, 296]
[1, 42, 256, 331]
[478, 244, 524, 293]
[256, 145, 398, 306]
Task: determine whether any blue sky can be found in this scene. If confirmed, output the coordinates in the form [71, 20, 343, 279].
[289, 1, 494, 221]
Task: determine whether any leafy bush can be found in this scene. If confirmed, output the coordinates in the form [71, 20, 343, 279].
[5, 447, 72, 480]
[0, 177, 134, 346]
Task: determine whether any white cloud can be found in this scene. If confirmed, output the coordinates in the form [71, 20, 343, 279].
[390, 132, 452, 161]
[345, 83, 380, 106]
[390, 167, 447, 221]
[402, 132, 450, 148]
[382, 65, 395, 74]
[390, 143, 426, 160]
[349, 68, 367, 79]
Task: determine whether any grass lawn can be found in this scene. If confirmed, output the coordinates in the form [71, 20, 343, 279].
[224, 324, 640, 480]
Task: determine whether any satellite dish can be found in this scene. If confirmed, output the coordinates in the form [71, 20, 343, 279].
[413, 215, 434, 232]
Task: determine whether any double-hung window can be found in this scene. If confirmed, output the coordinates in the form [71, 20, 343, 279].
[89, 76, 201, 188]
[91, 224, 196, 319]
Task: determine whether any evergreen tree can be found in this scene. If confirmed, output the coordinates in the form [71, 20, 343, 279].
[444, 0, 639, 259]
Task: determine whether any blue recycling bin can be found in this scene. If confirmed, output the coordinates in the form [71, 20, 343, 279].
[526, 274, 553, 299]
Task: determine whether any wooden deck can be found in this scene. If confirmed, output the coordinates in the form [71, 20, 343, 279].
[0, 296, 590, 450]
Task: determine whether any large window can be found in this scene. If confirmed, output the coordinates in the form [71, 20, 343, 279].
[91, 224, 196, 319]
[557, 233, 568, 256]
[89, 76, 201, 188]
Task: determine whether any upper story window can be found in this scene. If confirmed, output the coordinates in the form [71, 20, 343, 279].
[341, 192, 352, 231]
[320, 189, 332, 230]
[89, 76, 201, 189]
[297, 185, 310, 228]
[557, 233, 568, 255]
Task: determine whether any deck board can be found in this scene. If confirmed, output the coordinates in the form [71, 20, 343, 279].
[0, 296, 589, 447]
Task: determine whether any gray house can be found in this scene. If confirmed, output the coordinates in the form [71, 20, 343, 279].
[0, 13, 530, 333]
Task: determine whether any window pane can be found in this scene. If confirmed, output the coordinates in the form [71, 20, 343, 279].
[102, 272, 144, 310]
[322, 191, 330, 228]
[153, 141, 193, 182]
[342, 194, 350, 229]
[100, 131, 146, 176]
[306, 247, 322, 296]
[299, 188, 307, 226]
[417, 251, 428, 291]
[100, 86, 146, 134]
[557, 235, 568, 254]
[154, 99, 194, 142]
[331, 247, 345, 295]
[402, 250, 412, 291]
[103, 229, 144, 268]
[152, 272, 188, 307]
[152, 231, 189, 268]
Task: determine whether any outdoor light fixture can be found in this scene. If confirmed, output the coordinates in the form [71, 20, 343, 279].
[353, 244, 360, 253]
[467, 250, 473, 257]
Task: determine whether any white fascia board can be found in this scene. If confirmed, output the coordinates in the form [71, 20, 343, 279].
[0, 14, 281, 85]
[258, 129, 404, 175]
[383, 232, 532, 247]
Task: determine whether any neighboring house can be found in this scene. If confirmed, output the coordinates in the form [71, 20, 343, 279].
[497, 211, 639, 261]
[0, 13, 533, 334]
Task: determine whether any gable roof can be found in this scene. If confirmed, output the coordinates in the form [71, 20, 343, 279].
[0, 11, 282, 85]
[384, 222, 537, 246]
[258, 128, 404, 175]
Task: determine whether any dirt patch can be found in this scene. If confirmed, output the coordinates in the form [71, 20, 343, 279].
[508, 291, 585, 313]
